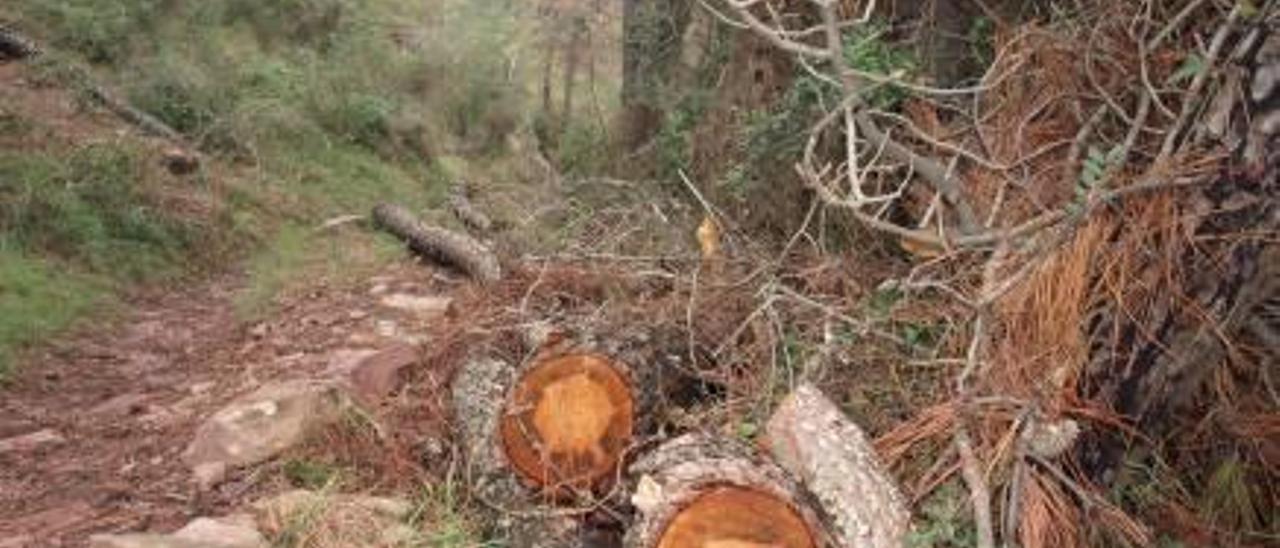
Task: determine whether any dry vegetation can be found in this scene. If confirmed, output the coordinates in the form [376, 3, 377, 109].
[1, 0, 1276, 546]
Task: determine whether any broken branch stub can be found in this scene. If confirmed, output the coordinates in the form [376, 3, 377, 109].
[372, 203, 501, 283]
[763, 383, 910, 548]
[625, 434, 829, 548]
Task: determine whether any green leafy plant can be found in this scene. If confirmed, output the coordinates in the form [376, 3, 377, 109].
[907, 482, 979, 547]
[0, 144, 197, 280]
[842, 22, 918, 109]
[283, 459, 342, 490]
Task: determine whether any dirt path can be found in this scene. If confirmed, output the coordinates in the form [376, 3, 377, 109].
[0, 261, 454, 547]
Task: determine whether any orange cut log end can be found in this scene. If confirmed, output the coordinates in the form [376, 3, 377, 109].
[499, 353, 634, 492]
[657, 486, 817, 548]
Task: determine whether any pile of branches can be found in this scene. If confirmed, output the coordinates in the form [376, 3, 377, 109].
[693, 0, 1279, 546]
[361, 2, 1274, 545]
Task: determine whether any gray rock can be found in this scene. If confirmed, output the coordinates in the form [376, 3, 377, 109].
[0, 429, 65, 454]
[378, 294, 452, 319]
[88, 514, 265, 548]
[346, 343, 419, 402]
[184, 380, 348, 489]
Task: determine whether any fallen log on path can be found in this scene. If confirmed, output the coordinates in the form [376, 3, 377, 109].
[0, 24, 41, 60]
[86, 83, 185, 142]
[372, 203, 501, 283]
[0, 24, 189, 145]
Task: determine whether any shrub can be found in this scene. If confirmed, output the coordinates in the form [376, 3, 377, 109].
[556, 121, 609, 176]
[23, 0, 163, 64]
[0, 144, 196, 281]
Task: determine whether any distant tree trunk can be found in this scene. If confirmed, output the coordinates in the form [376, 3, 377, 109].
[560, 16, 586, 137]
[586, 26, 604, 135]
[620, 0, 692, 150]
[537, 12, 559, 151]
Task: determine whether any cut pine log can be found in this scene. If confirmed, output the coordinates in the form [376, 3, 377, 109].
[453, 342, 657, 499]
[624, 434, 829, 548]
[763, 383, 910, 548]
[372, 203, 501, 283]
[499, 353, 636, 493]
[451, 353, 636, 548]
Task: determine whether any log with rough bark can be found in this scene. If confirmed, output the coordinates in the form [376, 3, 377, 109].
[447, 182, 494, 233]
[453, 327, 671, 498]
[0, 24, 40, 60]
[499, 352, 637, 493]
[86, 83, 185, 142]
[763, 383, 910, 548]
[624, 434, 830, 548]
[451, 326, 683, 547]
[372, 203, 501, 283]
[0, 25, 185, 143]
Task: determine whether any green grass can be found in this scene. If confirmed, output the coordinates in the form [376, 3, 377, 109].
[0, 0, 547, 375]
[0, 250, 104, 379]
[0, 142, 208, 379]
[409, 480, 496, 548]
[0, 144, 199, 281]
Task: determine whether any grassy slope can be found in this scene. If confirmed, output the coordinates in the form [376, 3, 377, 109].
[0, 0, 532, 377]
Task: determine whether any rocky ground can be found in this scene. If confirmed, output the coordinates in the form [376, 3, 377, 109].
[0, 259, 463, 547]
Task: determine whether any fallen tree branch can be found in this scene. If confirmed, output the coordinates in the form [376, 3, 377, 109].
[0, 24, 40, 60]
[85, 83, 185, 142]
[0, 25, 185, 143]
[372, 203, 502, 283]
[447, 182, 494, 233]
[1158, 3, 1242, 161]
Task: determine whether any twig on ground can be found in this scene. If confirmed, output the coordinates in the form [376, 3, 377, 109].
[1158, 4, 1243, 161]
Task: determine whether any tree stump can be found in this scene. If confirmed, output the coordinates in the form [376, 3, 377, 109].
[624, 434, 830, 548]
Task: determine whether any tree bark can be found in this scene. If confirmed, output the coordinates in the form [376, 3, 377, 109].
[560, 16, 586, 137]
[450, 325, 687, 547]
[371, 203, 501, 283]
[763, 383, 911, 548]
[0, 24, 40, 60]
[624, 434, 830, 548]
